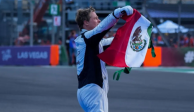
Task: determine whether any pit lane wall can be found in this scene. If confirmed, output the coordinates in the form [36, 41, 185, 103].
[143, 47, 194, 67]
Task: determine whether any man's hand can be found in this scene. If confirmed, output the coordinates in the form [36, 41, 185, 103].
[113, 6, 133, 19]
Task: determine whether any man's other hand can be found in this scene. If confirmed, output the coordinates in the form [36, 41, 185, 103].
[114, 6, 133, 18]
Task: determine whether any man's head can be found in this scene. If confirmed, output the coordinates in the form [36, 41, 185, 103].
[75, 7, 101, 31]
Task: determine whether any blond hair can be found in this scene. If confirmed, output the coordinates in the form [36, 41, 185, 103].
[75, 7, 95, 30]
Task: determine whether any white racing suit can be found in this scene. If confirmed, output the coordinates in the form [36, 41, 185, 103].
[75, 12, 118, 112]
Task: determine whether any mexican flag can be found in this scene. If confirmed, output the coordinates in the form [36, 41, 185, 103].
[98, 9, 154, 68]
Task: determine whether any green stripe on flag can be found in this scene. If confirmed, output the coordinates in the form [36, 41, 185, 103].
[147, 24, 153, 37]
[148, 24, 152, 48]
[147, 24, 156, 58]
[113, 67, 132, 81]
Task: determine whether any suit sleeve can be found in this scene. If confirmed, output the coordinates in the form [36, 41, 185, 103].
[82, 13, 118, 48]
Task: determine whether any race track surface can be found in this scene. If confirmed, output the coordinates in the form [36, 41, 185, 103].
[0, 66, 194, 112]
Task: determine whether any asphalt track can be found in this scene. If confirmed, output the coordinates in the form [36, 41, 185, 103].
[0, 66, 194, 112]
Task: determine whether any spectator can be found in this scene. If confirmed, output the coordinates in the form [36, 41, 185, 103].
[15, 33, 24, 46]
[189, 35, 194, 47]
[46, 40, 51, 45]
[58, 38, 62, 45]
[33, 34, 39, 45]
[179, 35, 184, 47]
[69, 30, 78, 65]
[152, 33, 157, 46]
[157, 34, 164, 46]
[23, 35, 30, 45]
[171, 35, 177, 47]
[183, 34, 189, 47]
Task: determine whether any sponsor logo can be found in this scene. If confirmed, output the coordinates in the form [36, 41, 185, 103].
[17, 51, 48, 59]
[184, 51, 194, 63]
[1, 49, 12, 61]
[130, 26, 146, 52]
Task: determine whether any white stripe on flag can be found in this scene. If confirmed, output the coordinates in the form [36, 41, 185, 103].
[125, 15, 151, 67]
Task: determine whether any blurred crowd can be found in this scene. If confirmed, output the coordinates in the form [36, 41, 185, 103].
[11, 29, 194, 65]
[14, 33, 53, 46]
[151, 33, 194, 47]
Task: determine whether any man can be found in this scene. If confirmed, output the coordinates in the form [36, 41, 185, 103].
[75, 6, 133, 112]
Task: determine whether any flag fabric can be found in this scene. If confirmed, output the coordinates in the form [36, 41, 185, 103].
[98, 9, 153, 68]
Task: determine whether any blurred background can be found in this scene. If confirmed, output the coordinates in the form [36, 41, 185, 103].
[0, 1, 194, 112]
[0, 0, 194, 66]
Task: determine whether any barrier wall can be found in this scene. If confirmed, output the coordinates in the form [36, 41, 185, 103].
[1, 45, 193, 67]
[0, 45, 59, 66]
[50, 45, 59, 66]
[161, 47, 194, 66]
[144, 47, 162, 67]
[143, 47, 194, 67]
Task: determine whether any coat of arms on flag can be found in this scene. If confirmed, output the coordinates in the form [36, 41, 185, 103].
[130, 26, 147, 52]
[98, 9, 156, 80]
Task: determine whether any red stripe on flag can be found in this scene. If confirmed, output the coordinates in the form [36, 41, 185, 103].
[98, 9, 141, 67]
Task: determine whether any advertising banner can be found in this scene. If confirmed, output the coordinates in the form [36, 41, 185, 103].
[0, 46, 50, 66]
[162, 47, 194, 66]
[143, 47, 162, 67]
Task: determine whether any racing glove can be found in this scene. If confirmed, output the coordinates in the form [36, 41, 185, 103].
[113, 6, 133, 19]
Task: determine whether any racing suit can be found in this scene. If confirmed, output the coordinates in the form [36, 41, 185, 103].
[75, 6, 133, 112]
